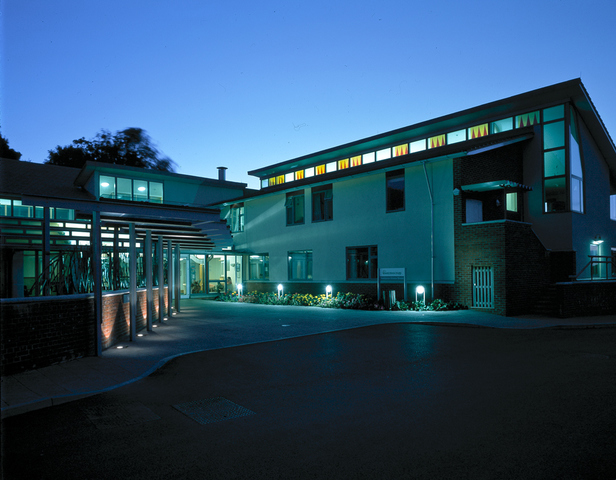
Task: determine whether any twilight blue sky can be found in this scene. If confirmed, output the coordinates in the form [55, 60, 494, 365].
[2, 0, 615, 189]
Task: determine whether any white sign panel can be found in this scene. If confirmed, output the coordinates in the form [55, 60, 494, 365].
[380, 268, 405, 278]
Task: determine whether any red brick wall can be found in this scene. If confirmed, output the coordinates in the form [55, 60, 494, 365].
[101, 287, 168, 349]
[1, 295, 96, 375]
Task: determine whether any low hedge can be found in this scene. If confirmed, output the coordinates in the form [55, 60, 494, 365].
[217, 291, 467, 311]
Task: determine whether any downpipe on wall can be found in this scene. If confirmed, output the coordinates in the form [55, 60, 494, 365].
[422, 162, 435, 301]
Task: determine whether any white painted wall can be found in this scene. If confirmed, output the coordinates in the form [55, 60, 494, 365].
[232, 159, 455, 284]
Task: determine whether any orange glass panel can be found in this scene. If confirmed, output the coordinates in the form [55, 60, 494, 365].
[351, 155, 362, 167]
[295, 170, 304, 180]
[338, 159, 349, 170]
[316, 165, 326, 175]
[394, 144, 408, 156]
[428, 134, 446, 148]
[469, 123, 489, 139]
[516, 111, 540, 128]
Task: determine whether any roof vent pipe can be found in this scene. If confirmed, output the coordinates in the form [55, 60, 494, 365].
[217, 166, 227, 181]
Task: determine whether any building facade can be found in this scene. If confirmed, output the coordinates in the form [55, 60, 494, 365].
[221, 79, 616, 316]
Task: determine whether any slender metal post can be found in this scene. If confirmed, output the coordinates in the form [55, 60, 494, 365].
[92, 212, 103, 356]
[43, 207, 51, 296]
[129, 222, 137, 341]
[167, 240, 173, 318]
[174, 244, 181, 313]
[145, 230, 153, 331]
[158, 235, 164, 322]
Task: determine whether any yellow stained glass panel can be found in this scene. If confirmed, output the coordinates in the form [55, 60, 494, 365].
[469, 124, 489, 139]
[428, 134, 446, 149]
[351, 155, 362, 167]
[516, 111, 540, 128]
[295, 170, 304, 180]
[316, 165, 326, 175]
[338, 159, 349, 169]
[276, 175, 285, 185]
[394, 144, 408, 156]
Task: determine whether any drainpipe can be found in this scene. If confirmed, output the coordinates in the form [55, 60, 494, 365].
[422, 162, 435, 301]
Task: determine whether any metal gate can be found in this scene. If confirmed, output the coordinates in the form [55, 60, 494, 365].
[472, 266, 493, 308]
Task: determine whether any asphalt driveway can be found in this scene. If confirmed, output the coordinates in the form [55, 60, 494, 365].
[3, 323, 615, 479]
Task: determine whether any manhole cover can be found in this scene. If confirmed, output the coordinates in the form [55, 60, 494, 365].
[80, 402, 160, 430]
[173, 397, 255, 425]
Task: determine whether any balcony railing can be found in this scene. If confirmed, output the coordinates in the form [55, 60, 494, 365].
[573, 256, 616, 281]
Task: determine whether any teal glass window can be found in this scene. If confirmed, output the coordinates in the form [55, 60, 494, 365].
[544, 178, 566, 212]
[490, 118, 513, 134]
[543, 121, 565, 150]
[149, 182, 163, 203]
[410, 139, 426, 153]
[447, 129, 466, 144]
[506, 192, 518, 212]
[543, 105, 564, 122]
[100, 175, 115, 198]
[288, 250, 312, 280]
[544, 149, 566, 177]
[0, 198, 11, 216]
[117, 178, 132, 200]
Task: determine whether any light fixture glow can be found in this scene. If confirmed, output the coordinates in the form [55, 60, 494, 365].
[138, 186, 146, 192]
[325, 285, 332, 298]
[592, 235, 604, 245]
[237, 283, 243, 296]
[101, 182, 110, 187]
[416, 285, 425, 303]
[277, 284, 283, 299]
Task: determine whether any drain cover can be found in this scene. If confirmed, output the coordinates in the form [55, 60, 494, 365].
[80, 402, 160, 430]
[173, 397, 255, 425]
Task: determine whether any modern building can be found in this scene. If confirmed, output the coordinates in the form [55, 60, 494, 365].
[220, 79, 616, 316]
[1, 78, 615, 373]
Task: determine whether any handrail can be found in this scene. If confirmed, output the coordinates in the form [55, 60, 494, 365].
[572, 255, 615, 281]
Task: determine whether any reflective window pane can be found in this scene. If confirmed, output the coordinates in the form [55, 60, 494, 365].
[543, 121, 565, 149]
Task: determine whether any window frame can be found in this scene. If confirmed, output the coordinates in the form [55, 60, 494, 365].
[285, 190, 305, 226]
[287, 250, 312, 280]
[386, 169, 405, 213]
[311, 184, 333, 223]
[346, 245, 378, 280]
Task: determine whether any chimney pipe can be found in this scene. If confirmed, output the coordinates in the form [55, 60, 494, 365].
[217, 166, 227, 181]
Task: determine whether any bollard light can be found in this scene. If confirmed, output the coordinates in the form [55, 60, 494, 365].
[416, 285, 425, 303]
[325, 285, 332, 298]
[237, 283, 243, 296]
[277, 284, 283, 299]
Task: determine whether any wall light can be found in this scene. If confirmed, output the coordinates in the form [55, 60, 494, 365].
[592, 235, 604, 245]
[416, 285, 425, 303]
[325, 285, 332, 298]
[277, 284, 283, 299]
[101, 182, 110, 187]
[138, 186, 146, 192]
[237, 283, 243, 296]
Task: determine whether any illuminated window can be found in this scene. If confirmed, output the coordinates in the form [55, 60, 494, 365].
[305, 167, 315, 178]
[149, 182, 163, 203]
[351, 155, 362, 167]
[490, 118, 513, 134]
[295, 170, 304, 180]
[133, 180, 148, 201]
[262, 179, 269, 188]
[276, 175, 285, 185]
[249, 255, 269, 280]
[0, 198, 11, 216]
[100, 176, 116, 198]
[285, 191, 304, 225]
[468, 124, 489, 139]
[428, 134, 446, 149]
[410, 139, 426, 153]
[506, 192, 518, 212]
[285, 172, 294, 183]
[393, 144, 408, 157]
[610, 195, 616, 221]
[117, 178, 132, 200]
[376, 148, 391, 161]
[363, 152, 375, 164]
[338, 158, 349, 170]
[447, 129, 466, 144]
[312, 184, 333, 222]
[327, 162, 337, 173]
[570, 109, 584, 213]
[268, 177, 276, 186]
[316, 165, 326, 175]
[516, 111, 540, 128]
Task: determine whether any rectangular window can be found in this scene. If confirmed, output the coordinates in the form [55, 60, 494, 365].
[100, 175, 116, 198]
[262, 179, 269, 188]
[13, 200, 33, 218]
[346, 246, 378, 279]
[305, 167, 315, 178]
[376, 148, 391, 161]
[363, 152, 375, 164]
[429, 134, 446, 149]
[466, 199, 483, 223]
[543, 121, 565, 150]
[506, 192, 518, 212]
[469, 124, 489, 139]
[447, 129, 466, 144]
[285, 191, 304, 225]
[386, 169, 405, 212]
[295, 170, 304, 180]
[276, 175, 285, 185]
[133, 180, 148, 201]
[327, 162, 337, 173]
[516, 111, 540, 128]
[490, 118, 513, 134]
[149, 182, 163, 203]
[312, 185, 333, 222]
[249, 255, 269, 280]
[285, 172, 294, 183]
[229, 204, 244, 232]
[410, 139, 426, 153]
[544, 177, 566, 212]
[351, 155, 362, 167]
[543, 104, 564, 122]
[544, 149, 566, 177]
[0, 198, 12, 216]
[117, 178, 132, 200]
[315, 165, 326, 175]
[610, 194, 616, 221]
[288, 250, 312, 280]
[338, 159, 349, 170]
[393, 144, 408, 156]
